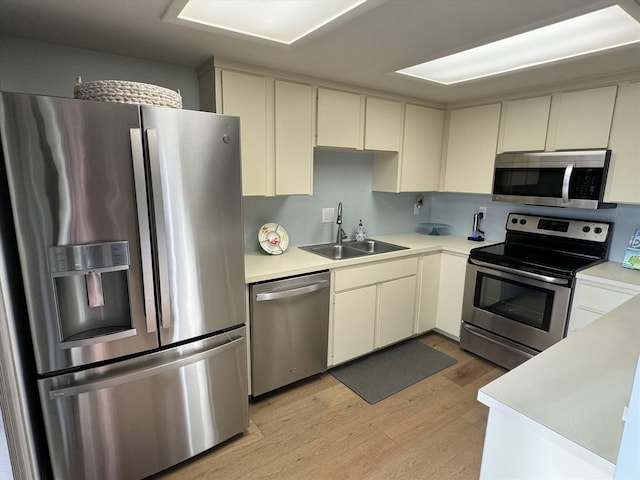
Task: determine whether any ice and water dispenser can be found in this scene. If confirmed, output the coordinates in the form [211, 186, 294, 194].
[47, 241, 136, 346]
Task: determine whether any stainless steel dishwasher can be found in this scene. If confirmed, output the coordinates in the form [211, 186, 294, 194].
[250, 271, 330, 396]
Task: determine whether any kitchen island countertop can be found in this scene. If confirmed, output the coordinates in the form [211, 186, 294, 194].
[245, 233, 482, 283]
[478, 289, 640, 469]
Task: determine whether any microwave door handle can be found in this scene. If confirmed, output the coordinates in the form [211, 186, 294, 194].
[129, 129, 157, 333]
[562, 163, 574, 204]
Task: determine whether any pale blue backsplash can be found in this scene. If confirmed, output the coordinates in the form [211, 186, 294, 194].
[243, 149, 640, 263]
[243, 150, 432, 252]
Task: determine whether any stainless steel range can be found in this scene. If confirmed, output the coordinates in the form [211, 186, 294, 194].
[460, 213, 612, 370]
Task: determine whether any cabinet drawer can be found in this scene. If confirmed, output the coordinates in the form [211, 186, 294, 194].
[334, 257, 418, 291]
[575, 283, 635, 313]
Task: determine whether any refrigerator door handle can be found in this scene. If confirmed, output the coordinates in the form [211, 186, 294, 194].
[145, 128, 172, 330]
[129, 128, 157, 333]
[48, 335, 245, 399]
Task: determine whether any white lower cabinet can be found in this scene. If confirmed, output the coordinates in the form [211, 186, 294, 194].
[329, 257, 418, 366]
[416, 253, 441, 333]
[435, 252, 468, 339]
[333, 286, 377, 365]
[378, 276, 417, 348]
[329, 251, 469, 366]
[568, 275, 640, 335]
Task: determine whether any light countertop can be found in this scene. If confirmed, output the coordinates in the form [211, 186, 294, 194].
[245, 233, 482, 283]
[577, 261, 640, 290]
[478, 284, 640, 464]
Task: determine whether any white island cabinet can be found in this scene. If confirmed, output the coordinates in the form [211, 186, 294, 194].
[478, 293, 640, 479]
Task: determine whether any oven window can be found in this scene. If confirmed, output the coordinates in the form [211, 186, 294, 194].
[474, 273, 554, 331]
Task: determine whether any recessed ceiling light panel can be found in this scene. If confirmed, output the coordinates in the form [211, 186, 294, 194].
[396, 5, 640, 85]
[169, 0, 369, 45]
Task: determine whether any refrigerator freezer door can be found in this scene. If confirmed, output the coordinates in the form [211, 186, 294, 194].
[38, 327, 248, 480]
[0, 93, 159, 374]
[141, 106, 245, 345]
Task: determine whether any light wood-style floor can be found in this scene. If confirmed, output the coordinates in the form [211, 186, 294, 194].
[153, 333, 505, 480]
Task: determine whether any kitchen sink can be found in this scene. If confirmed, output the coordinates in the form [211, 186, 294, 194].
[300, 239, 408, 260]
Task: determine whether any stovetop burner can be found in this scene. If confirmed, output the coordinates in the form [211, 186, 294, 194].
[470, 213, 613, 277]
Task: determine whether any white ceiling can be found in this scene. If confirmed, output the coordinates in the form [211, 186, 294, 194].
[1, 0, 639, 106]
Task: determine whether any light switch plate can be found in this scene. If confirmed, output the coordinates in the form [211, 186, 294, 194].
[322, 208, 335, 223]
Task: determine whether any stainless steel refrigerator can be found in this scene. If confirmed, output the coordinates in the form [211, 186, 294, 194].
[0, 91, 248, 479]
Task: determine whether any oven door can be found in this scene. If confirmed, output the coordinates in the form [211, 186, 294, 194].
[462, 259, 572, 352]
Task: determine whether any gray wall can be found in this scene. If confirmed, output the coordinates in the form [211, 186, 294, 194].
[2, 36, 638, 263]
[0, 36, 199, 109]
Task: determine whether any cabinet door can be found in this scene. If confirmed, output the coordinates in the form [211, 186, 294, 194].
[377, 276, 417, 348]
[417, 253, 441, 333]
[274, 80, 314, 195]
[400, 104, 445, 192]
[498, 96, 551, 152]
[364, 97, 403, 151]
[567, 308, 602, 336]
[443, 103, 501, 194]
[436, 253, 467, 339]
[546, 85, 617, 150]
[316, 88, 363, 149]
[605, 81, 640, 204]
[220, 70, 269, 196]
[332, 286, 376, 365]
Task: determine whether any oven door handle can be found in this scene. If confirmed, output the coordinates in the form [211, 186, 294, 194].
[562, 163, 574, 204]
[469, 258, 571, 285]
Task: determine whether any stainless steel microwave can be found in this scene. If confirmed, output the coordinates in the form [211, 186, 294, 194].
[492, 149, 616, 209]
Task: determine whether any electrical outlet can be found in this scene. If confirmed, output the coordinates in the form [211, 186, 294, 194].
[322, 208, 335, 223]
[479, 206, 487, 218]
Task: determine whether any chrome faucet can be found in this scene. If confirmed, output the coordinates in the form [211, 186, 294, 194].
[336, 202, 347, 244]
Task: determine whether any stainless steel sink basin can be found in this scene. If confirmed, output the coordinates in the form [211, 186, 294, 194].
[346, 240, 408, 255]
[300, 239, 408, 260]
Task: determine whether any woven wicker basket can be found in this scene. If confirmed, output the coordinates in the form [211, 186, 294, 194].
[74, 79, 182, 109]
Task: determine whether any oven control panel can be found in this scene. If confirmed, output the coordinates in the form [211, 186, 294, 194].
[506, 213, 611, 242]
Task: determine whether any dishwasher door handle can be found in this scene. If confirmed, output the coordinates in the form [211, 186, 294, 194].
[255, 280, 330, 302]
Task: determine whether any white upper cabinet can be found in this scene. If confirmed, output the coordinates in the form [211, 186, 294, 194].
[372, 103, 444, 193]
[364, 97, 403, 151]
[219, 70, 269, 196]
[605, 81, 640, 204]
[316, 88, 363, 149]
[443, 103, 501, 194]
[497, 95, 551, 152]
[219, 70, 314, 196]
[399, 104, 445, 192]
[546, 85, 618, 150]
[274, 80, 314, 196]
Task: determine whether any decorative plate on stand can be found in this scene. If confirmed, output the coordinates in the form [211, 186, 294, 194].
[258, 223, 289, 255]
